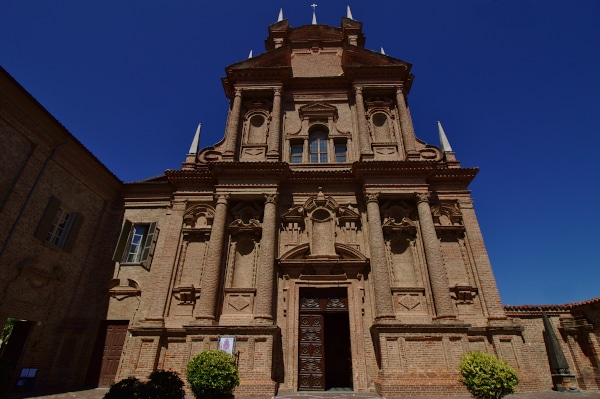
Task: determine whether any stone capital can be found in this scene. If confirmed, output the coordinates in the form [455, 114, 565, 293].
[415, 192, 431, 204]
[354, 85, 364, 95]
[457, 198, 474, 208]
[273, 87, 282, 97]
[264, 193, 278, 204]
[364, 192, 380, 204]
[214, 193, 230, 205]
[233, 87, 243, 97]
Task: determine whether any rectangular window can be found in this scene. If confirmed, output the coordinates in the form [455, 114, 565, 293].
[113, 220, 157, 268]
[335, 142, 347, 163]
[290, 143, 303, 164]
[35, 196, 83, 251]
[46, 208, 73, 247]
[125, 225, 147, 263]
[309, 136, 328, 163]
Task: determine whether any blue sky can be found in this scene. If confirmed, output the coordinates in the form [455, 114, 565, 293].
[2, 1, 599, 306]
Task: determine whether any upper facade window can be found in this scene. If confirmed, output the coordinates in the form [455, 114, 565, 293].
[35, 196, 82, 251]
[289, 125, 348, 164]
[290, 143, 303, 164]
[309, 131, 328, 163]
[335, 142, 347, 163]
[113, 220, 157, 267]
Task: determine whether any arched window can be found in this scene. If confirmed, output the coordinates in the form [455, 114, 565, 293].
[309, 130, 328, 163]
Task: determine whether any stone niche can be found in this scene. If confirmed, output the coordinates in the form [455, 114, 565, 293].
[279, 190, 367, 279]
[220, 202, 263, 325]
[240, 99, 271, 161]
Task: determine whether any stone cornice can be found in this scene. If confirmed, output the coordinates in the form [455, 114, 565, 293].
[165, 168, 215, 185]
[208, 161, 288, 181]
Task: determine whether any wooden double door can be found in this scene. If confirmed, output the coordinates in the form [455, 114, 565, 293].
[298, 287, 352, 391]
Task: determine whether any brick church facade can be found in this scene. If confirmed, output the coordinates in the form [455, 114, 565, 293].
[2, 13, 600, 398]
[101, 16, 600, 396]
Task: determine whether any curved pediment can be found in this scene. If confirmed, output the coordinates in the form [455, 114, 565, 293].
[279, 242, 366, 261]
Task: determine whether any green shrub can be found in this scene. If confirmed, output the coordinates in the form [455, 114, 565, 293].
[145, 370, 185, 399]
[459, 351, 519, 399]
[186, 350, 240, 399]
[103, 377, 144, 399]
[103, 370, 184, 399]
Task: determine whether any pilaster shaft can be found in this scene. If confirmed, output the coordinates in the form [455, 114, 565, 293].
[267, 88, 282, 159]
[354, 86, 372, 156]
[195, 194, 229, 322]
[416, 193, 456, 319]
[395, 87, 416, 155]
[365, 192, 396, 321]
[254, 194, 278, 323]
[458, 198, 505, 318]
[224, 88, 243, 157]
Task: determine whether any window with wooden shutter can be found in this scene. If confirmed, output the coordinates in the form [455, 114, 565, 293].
[112, 220, 158, 268]
[35, 196, 82, 251]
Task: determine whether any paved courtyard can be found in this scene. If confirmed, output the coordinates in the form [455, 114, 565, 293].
[19, 388, 600, 399]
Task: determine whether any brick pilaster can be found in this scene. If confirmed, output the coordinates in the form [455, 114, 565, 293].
[254, 193, 278, 323]
[458, 198, 505, 319]
[365, 192, 396, 321]
[224, 88, 243, 158]
[195, 194, 229, 323]
[354, 86, 373, 157]
[395, 87, 416, 155]
[267, 88, 282, 159]
[416, 193, 456, 320]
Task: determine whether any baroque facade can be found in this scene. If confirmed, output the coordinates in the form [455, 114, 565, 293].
[2, 14, 600, 398]
[103, 16, 535, 396]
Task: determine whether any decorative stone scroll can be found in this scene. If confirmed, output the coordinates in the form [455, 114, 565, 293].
[431, 202, 464, 233]
[450, 284, 478, 304]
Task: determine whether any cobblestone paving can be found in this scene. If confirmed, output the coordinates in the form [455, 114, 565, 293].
[20, 389, 600, 399]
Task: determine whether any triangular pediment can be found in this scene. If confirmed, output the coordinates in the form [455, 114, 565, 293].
[298, 102, 338, 120]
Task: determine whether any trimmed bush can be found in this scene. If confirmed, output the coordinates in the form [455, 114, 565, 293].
[103, 377, 144, 399]
[103, 370, 185, 399]
[186, 350, 240, 399]
[459, 351, 519, 399]
[145, 370, 185, 399]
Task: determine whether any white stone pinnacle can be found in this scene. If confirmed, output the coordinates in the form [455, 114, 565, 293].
[188, 123, 201, 155]
[437, 121, 453, 152]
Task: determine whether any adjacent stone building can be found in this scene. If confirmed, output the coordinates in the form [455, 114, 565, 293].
[2, 13, 600, 398]
[0, 66, 122, 392]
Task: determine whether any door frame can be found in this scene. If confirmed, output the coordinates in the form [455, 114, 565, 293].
[284, 279, 368, 392]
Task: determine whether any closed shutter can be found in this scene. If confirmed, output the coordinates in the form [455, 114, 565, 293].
[34, 196, 61, 240]
[63, 213, 83, 252]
